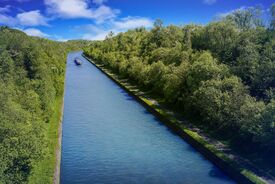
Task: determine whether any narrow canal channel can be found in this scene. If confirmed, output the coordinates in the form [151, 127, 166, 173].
[60, 52, 235, 184]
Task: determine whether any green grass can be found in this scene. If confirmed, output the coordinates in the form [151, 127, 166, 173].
[241, 170, 267, 184]
[28, 96, 63, 184]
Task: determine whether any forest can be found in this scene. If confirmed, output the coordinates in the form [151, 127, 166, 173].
[0, 27, 85, 183]
[84, 4, 275, 173]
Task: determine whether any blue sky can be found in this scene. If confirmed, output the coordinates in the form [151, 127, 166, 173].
[0, 0, 273, 41]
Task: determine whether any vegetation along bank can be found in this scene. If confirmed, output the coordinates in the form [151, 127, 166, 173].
[83, 4, 275, 184]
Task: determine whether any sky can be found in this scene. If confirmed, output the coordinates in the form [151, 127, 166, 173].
[0, 0, 273, 41]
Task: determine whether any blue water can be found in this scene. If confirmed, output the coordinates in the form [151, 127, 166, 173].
[60, 52, 235, 184]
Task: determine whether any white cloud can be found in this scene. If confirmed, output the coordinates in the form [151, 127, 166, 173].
[0, 14, 17, 26]
[23, 28, 49, 37]
[45, 0, 94, 18]
[80, 16, 153, 40]
[0, 10, 48, 27]
[113, 17, 153, 29]
[203, 0, 217, 5]
[45, 0, 119, 22]
[0, 5, 11, 13]
[16, 10, 48, 26]
[93, 5, 119, 23]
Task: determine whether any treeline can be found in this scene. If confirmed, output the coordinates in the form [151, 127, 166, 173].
[0, 27, 83, 183]
[84, 5, 275, 161]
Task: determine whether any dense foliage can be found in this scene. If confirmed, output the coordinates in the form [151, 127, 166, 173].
[0, 27, 83, 183]
[84, 5, 275, 162]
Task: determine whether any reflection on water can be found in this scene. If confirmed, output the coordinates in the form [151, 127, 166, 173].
[60, 52, 235, 184]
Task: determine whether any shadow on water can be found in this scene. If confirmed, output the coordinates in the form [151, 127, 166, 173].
[185, 144, 201, 154]
[140, 108, 186, 138]
[209, 166, 234, 182]
[125, 96, 135, 101]
[119, 89, 136, 101]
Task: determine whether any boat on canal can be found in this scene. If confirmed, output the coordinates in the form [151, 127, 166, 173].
[74, 58, 82, 65]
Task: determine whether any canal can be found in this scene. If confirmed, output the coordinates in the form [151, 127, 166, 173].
[60, 51, 235, 184]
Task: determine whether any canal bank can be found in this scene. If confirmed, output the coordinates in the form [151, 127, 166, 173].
[82, 53, 266, 184]
[27, 95, 65, 184]
[53, 95, 65, 184]
[53, 52, 75, 184]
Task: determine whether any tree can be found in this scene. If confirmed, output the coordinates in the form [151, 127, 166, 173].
[226, 6, 263, 30]
[259, 100, 275, 154]
[147, 61, 168, 93]
[233, 38, 260, 86]
[186, 51, 229, 91]
[192, 21, 238, 63]
[191, 76, 254, 133]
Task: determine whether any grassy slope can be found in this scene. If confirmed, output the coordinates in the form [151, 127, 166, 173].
[28, 95, 64, 184]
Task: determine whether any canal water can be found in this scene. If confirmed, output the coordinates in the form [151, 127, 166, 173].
[60, 52, 235, 184]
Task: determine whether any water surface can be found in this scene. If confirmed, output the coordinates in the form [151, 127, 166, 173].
[60, 52, 235, 184]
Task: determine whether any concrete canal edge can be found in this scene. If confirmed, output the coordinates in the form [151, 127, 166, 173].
[82, 53, 264, 184]
[53, 61, 66, 184]
[53, 95, 64, 184]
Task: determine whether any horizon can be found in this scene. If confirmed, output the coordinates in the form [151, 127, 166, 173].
[0, 0, 274, 41]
